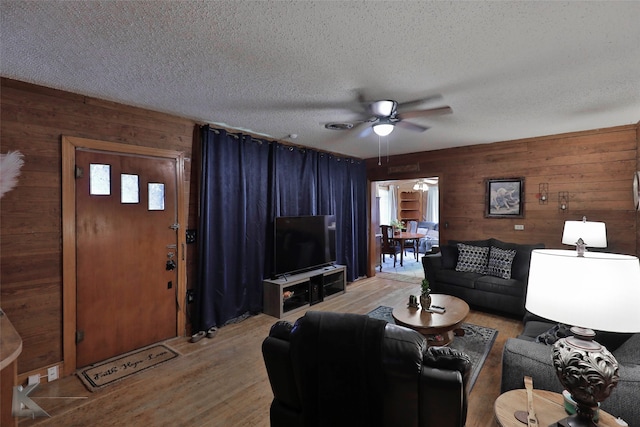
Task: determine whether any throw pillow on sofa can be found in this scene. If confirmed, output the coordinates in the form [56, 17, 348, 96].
[487, 246, 517, 279]
[455, 243, 489, 274]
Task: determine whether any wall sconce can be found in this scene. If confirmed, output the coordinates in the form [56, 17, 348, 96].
[538, 183, 549, 205]
[558, 191, 569, 212]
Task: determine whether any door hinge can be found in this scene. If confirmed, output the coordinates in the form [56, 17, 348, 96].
[169, 223, 180, 231]
[75, 166, 84, 179]
[76, 330, 85, 344]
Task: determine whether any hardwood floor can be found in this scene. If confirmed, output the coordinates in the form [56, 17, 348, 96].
[19, 275, 522, 427]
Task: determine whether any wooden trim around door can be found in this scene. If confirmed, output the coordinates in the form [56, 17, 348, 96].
[61, 135, 187, 376]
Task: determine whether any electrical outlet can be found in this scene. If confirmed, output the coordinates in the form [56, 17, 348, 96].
[47, 365, 58, 382]
[28, 374, 40, 385]
[514, 224, 525, 230]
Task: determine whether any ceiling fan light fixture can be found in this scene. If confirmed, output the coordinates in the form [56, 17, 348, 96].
[373, 123, 394, 136]
[413, 179, 429, 191]
[371, 100, 397, 117]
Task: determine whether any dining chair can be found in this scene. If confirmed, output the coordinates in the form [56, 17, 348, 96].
[380, 225, 402, 269]
[403, 220, 419, 260]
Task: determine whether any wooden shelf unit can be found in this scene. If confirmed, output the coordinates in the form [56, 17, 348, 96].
[263, 265, 347, 318]
[399, 191, 421, 223]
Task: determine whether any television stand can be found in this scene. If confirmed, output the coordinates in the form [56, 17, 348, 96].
[263, 265, 346, 318]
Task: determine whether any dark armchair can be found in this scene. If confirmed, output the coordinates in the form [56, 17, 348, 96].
[262, 311, 472, 427]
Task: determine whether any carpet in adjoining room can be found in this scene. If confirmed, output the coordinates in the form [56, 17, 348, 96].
[377, 252, 424, 282]
[366, 305, 497, 391]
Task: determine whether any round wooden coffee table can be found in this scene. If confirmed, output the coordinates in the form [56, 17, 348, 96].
[392, 294, 469, 346]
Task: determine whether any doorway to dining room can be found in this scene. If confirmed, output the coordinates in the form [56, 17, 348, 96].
[372, 177, 440, 277]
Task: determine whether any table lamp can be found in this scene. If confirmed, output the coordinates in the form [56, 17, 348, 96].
[562, 217, 607, 257]
[526, 249, 640, 427]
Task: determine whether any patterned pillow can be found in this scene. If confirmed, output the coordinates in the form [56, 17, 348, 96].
[487, 246, 517, 279]
[455, 243, 489, 274]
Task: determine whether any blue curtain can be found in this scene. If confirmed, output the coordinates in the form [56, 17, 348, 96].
[195, 127, 270, 331]
[272, 143, 319, 216]
[317, 154, 368, 280]
[195, 127, 367, 331]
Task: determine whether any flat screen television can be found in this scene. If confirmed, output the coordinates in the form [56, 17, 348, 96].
[274, 215, 337, 276]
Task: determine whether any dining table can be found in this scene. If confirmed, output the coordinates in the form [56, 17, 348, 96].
[392, 231, 426, 266]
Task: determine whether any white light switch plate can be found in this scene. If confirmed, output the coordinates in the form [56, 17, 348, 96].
[514, 224, 524, 230]
[47, 366, 58, 382]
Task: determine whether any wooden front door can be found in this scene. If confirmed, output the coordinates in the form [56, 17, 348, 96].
[75, 149, 178, 367]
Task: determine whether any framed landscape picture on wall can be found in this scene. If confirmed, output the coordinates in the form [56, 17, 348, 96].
[485, 177, 524, 218]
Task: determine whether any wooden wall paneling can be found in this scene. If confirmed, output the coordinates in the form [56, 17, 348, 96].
[636, 122, 640, 255]
[0, 78, 197, 378]
[1, 77, 638, 380]
[1, 83, 193, 150]
[366, 124, 639, 257]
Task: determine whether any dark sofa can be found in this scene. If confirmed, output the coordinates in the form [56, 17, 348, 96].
[501, 312, 640, 424]
[421, 238, 544, 316]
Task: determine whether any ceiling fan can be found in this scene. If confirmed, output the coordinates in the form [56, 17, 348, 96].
[324, 94, 453, 138]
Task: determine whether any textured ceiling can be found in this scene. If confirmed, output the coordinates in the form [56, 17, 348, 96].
[2, 1, 639, 159]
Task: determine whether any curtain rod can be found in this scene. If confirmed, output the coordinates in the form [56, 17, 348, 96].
[201, 124, 361, 164]
[202, 125, 265, 143]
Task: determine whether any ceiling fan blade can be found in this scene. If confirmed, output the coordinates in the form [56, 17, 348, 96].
[396, 120, 430, 133]
[397, 106, 453, 120]
[347, 121, 373, 138]
[320, 112, 373, 128]
[396, 94, 443, 112]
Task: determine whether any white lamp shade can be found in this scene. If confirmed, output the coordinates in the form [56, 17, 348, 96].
[526, 249, 640, 333]
[562, 220, 607, 247]
[373, 123, 394, 136]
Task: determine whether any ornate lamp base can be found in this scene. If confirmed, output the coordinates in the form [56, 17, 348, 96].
[552, 327, 619, 427]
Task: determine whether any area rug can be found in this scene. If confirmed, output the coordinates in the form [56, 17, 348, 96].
[77, 344, 179, 392]
[367, 305, 497, 391]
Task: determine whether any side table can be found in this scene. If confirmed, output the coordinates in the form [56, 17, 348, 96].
[494, 389, 620, 427]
